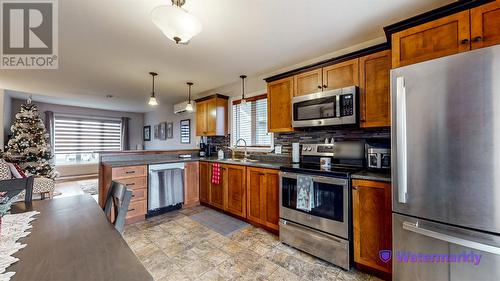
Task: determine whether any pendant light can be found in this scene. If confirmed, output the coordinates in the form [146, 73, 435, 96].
[148, 72, 159, 106]
[185, 82, 194, 112]
[240, 75, 247, 105]
[151, 0, 202, 45]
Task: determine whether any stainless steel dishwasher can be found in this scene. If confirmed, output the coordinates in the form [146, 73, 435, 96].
[147, 163, 184, 217]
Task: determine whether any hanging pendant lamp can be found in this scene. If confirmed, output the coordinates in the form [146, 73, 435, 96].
[185, 82, 194, 112]
[148, 72, 159, 106]
[240, 75, 247, 105]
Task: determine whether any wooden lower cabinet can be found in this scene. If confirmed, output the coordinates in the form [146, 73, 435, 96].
[224, 165, 247, 218]
[209, 164, 224, 209]
[199, 162, 210, 204]
[352, 179, 392, 276]
[246, 167, 280, 231]
[184, 162, 200, 208]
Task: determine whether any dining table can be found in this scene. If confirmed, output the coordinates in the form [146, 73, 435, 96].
[7, 194, 152, 281]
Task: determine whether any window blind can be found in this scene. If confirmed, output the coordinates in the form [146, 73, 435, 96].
[54, 115, 122, 154]
[232, 95, 272, 147]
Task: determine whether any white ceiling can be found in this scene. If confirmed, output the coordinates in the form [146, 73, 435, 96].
[0, 0, 452, 112]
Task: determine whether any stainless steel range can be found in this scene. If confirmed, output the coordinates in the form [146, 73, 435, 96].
[279, 141, 364, 270]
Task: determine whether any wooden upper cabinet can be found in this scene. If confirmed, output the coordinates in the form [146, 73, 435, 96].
[195, 95, 228, 136]
[183, 162, 199, 208]
[224, 165, 246, 218]
[471, 1, 500, 50]
[322, 58, 359, 90]
[359, 50, 391, 128]
[196, 100, 208, 136]
[267, 77, 294, 133]
[352, 179, 392, 275]
[294, 68, 323, 97]
[199, 162, 210, 204]
[392, 10, 471, 68]
[246, 167, 279, 231]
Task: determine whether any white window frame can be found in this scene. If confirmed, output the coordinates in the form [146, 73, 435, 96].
[229, 89, 274, 153]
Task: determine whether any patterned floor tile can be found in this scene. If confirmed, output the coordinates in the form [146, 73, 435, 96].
[124, 206, 377, 281]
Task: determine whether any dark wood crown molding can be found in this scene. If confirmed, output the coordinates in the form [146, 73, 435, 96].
[383, 0, 494, 44]
[194, 94, 230, 102]
[264, 43, 389, 83]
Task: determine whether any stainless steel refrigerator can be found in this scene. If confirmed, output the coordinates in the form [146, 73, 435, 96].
[391, 44, 500, 281]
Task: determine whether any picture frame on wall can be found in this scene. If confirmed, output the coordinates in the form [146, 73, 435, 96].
[160, 122, 167, 140]
[143, 126, 151, 141]
[167, 122, 173, 139]
[154, 124, 159, 139]
[180, 119, 190, 144]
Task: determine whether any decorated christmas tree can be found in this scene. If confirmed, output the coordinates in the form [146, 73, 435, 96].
[3, 98, 57, 179]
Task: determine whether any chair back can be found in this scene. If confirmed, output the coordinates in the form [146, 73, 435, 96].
[0, 176, 34, 203]
[103, 181, 133, 233]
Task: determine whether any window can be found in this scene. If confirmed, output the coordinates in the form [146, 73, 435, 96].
[231, 94, 272, 149]
[54, 114, 122, 165]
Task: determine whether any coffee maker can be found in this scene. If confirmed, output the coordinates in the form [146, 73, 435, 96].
[199, 137, 216, 157]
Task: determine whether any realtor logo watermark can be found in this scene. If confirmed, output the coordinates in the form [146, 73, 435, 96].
[379, 250, 482, 266]
[1, 0, 58, 69]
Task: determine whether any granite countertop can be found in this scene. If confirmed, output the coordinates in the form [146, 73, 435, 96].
[102, 157, 284, 170]
[351, 170, 391, 182]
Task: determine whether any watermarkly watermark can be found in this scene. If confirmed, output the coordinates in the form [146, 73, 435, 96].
[1, 0, 58, 69]
[379, 250, 482, 266]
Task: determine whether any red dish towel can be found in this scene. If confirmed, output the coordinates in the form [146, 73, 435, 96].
[211, 163, 221, 185]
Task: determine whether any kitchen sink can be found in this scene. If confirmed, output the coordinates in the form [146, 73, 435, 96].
[228, 158, 259, 163]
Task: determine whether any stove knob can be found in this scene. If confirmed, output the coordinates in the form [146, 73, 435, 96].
[307, 147, 312, 151]
[303, 147, 307, 151]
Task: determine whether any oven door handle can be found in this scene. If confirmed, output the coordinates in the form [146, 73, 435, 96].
[280, 172, 347, 186]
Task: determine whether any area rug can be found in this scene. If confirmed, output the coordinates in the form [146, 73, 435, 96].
[0, 210, 40, 281]
[78, 179, 98, 196]
[190, 209, 250, 236]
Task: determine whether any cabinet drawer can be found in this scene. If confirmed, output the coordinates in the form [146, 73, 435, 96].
[131, 188, 147, 202]
[126, 199, 146, 218]
[112, 165, 147, 179]
[116, 176, 147, 189]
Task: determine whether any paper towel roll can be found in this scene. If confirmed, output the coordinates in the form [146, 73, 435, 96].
[292, 143, 300, 163]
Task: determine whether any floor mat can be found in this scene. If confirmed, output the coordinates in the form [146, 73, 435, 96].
[189, 209, 250, 236]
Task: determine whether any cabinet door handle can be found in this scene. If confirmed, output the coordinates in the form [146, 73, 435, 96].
[128, 208, 135, 212]
[473, 36, 482, 42]
[322, 85, 328, 89]
[317, 85, 322, 89]
[127, 183, 135, 186]
[352, 186, 358, 190]
[125, 171, 135, 174]
[460, 38, 469, 45]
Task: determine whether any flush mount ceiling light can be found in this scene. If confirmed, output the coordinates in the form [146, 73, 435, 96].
[148, 72, 159, 106]
[151, 0, 202, 45]
[185, 82, 194, 112]
[240, 75, 247, 105]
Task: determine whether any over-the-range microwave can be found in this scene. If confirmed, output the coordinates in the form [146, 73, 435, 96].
[292, 86, 357, 128]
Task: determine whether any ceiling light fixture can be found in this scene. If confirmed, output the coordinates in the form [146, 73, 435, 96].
[185, 82, 194, 112]
[151, 0, 202, 45]
[240, 75, 247, 105]
[148, 72, 159, 106]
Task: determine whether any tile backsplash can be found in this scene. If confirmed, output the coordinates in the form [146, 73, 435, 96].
[207, 126, 390, 160]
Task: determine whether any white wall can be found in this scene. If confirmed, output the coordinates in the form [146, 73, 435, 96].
[10, 97, 145, 149]
[143, 104, 198, 150]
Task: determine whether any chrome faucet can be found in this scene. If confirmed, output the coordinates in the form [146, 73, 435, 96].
[235, 138, 248, 161]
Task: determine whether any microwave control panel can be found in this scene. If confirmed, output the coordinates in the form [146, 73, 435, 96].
[340, 94, 354, 117]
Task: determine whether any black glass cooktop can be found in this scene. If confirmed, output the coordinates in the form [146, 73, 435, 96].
[280, 163, 362, 178]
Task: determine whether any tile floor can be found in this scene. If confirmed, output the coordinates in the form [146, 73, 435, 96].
[123, 205, 381, 281]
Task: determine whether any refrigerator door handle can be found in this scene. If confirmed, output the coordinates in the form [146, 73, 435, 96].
[396, 76, 408, 203]
[403, 221, 500, 255]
